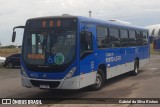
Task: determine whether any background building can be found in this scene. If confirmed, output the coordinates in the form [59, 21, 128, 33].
[146, 24, 160, 37]
[146, 24, 160, 50]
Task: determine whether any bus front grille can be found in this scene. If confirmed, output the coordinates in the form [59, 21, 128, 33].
[30, 80, 60, 88]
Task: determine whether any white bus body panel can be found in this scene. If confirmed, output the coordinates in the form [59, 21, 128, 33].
[107, 58, 149, 79]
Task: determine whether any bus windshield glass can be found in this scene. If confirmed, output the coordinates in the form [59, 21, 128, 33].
[23, 29, 76, 66]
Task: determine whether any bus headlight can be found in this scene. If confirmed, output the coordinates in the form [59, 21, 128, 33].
[64, 67, 76, 80]
[21, 66, 28, 77]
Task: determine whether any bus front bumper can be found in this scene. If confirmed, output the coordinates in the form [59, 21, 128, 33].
[21, 75, 80, 89]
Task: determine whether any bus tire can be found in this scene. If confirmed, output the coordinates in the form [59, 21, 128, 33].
[131, 61, 139, 76]
[91, 69, 104, 91]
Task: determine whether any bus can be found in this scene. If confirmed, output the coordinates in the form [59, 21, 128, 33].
[12, 15, 150, 90]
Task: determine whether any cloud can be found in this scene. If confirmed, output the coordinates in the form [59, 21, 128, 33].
[0, 0, 160, 45]
[0, 11, 16, 17]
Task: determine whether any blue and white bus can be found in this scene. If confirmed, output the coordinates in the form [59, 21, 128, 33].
[12, 15, 150, 90]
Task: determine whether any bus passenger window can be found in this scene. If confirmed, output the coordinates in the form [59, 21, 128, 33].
[120, 29, 129, 47]
[143, 32, 148, 45]
[136, 31, 143, 46]
[97, 26, 109, 49]
[109, 28, 120, 47]
[129, 30, 136, 46]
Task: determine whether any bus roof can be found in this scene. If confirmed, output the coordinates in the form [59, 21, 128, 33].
[28, 15, 148, 31]
[77, 16, 148, 31]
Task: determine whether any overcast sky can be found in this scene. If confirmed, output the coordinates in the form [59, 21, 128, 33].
[0, 0, 160, 46]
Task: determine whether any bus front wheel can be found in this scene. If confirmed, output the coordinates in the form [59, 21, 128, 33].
[91, 69, 104, 91]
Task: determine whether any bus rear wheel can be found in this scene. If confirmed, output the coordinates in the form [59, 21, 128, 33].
[91, 69, 104, 91]
[131, 61, 139, 76]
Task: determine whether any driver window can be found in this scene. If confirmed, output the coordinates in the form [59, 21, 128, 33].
[80, 32, 93, 54]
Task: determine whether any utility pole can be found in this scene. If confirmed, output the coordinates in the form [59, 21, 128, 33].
[0, 41, 2, 48]
[89, 11, 92, 18]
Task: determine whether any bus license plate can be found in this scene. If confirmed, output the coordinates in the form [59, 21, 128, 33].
[40, 85, 50, 89]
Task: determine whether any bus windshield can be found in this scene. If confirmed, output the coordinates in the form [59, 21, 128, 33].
[23, 29, 76, 66]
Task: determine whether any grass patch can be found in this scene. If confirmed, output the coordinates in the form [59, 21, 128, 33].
[0, 48, 21, 57]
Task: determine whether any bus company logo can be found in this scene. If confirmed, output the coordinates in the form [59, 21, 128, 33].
[2, 99, 11, 104]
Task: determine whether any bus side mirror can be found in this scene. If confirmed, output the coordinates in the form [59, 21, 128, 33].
[12, 31, 16, 42]
[11, 26, 25, 42]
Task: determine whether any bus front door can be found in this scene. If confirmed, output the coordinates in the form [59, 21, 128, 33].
[79, 24, 96, 88]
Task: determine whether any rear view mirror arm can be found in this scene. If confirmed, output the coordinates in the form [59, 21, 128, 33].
[13, 26, 25, 31]
[12, 26, 25, 42]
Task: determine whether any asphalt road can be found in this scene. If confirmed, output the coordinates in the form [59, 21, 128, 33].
[0, 54, 160, 107]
